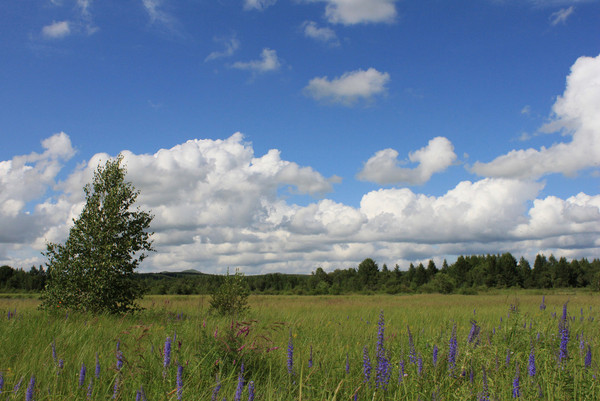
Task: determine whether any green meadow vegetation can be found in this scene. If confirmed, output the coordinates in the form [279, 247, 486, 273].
[1, 293, 598, 400]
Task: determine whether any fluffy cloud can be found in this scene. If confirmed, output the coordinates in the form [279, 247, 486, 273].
[244, 0, 278, 11]
[471, 53, 600, 179]
[550, 6, 575, 25]
[318, 0, 397, 25]
[302, 21, 339, 46]
[304, 68, 390, 105]
[357, 137, 457, 185]
[42, 21, 71, 39]
[2, 131, 599, 273]
[232, 48, 281, 73]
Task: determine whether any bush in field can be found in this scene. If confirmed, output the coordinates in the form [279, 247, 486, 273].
[210, 268, 250, 316]
[40, 155, 154, 314]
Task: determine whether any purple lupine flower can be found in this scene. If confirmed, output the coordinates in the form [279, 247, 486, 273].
[562, 302, 568, 321]
[512, 364, 520, 398]
[580, 337, 585, 353]
[58, 359, 64, 375]
[79, 363, 86, 387]
[112, 376, 119, 400]
[585, 345, 592, 368]
[375, 311, 390, 390]
[363, 345, 371, 383]
[398, 359, 405, 383]
[164, 337, 172, 369]
[52, 340, 57, 363]
[433, 345, 438, 367]
[448, 325, 457, 371]
[211, 376, 221, 401]
[559, 318, 570, 363]
[345, 353, 350, 374]
[540, 296, 546, 310]
[116, 350, 123, 371]
[95, 353, 100, 378]
[136, 390, 142, 401]
[0, 371, 3, 393]
[234, 365, 244, 401]
[308, 346, 313, 368]
[87, 378, 93, 399]
[417, 354, 423, 376]
[177, 363, 183, 400]
[407, 326, 417, 364]
[506, 349, 511, 367]
[479, 367, 489, 401]
[25, 376, 34, 401]
[467, 320, 480, 345]
[287, 330, 294, 375]
[528, 348, 536, 377]
[247, 381, 255, 401]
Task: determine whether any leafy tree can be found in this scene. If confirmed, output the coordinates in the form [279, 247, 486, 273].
[209, 268, 250, 316]
[40, 155, 154, 314]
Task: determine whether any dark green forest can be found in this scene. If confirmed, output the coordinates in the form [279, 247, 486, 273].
[2, 252, 600, 295]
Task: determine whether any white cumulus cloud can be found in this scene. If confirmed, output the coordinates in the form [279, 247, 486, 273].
[244, 0, 278, 11]
[42, 21, 71, 39]
[232, 48, 281, 73]
[357, 137, 457, 185]
[471, 53, 600, 179]
[319, 0, 397, 25]
[302, 21, 339, 45]
[304, 68, 390, 106]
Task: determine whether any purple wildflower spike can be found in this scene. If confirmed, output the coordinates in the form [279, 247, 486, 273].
[506, 349, 511, 367]
[116, 350, 123, 371]
[52, 340, 57, 363]
[512, 364, 520, 398]
[398, 359, 405, 384]
[13, 377, 23, 394]
[479, 367, 489, 401]
[540, 296, 546, 311]
[528, 348, 536, 377]
[417, 354, 423, 376]
[234, 364, 244, 401]
[407, 326, 417, 364]
[433, 345, 438, 366]
[448, 324, 457, 371]
[177, 363, 183, 400]
[376, 311, 390, 390]
[79, 363, 86, 387]
[468, 320, 480, 344]
[0, 371, 3, 393]
[585, 345, 592, 368]
[247, 381, 255, 401]
[25, 376, 34, 401]
[345, 353, 350, 374]
[164, 337, 172, 369]
[287, 330, 294, 375]
[363, 346, 371, 383]
[87, 378, 93, 399]
[308, 346, 313, 368]
[112, 376, 119, 399]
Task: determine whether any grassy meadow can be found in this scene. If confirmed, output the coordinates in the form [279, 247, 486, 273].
[1, 292, 599, 400]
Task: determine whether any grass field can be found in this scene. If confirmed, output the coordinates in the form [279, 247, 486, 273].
[0, 292, 598, 400]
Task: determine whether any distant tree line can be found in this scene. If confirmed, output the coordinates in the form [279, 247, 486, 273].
[2, 253, 599, 295]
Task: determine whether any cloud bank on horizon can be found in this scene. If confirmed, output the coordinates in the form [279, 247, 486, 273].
[1, 53, 600, 273]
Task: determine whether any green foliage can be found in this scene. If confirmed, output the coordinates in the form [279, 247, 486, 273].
[209, 268, 250, 316]
[40, 155, 153, 314]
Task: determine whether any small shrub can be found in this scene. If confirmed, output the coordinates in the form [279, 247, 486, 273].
[209, 269, 250, 316]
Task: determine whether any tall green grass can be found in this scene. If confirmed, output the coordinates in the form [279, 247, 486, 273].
[0, 293, 598, 400]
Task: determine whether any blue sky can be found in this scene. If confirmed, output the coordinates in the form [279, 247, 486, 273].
[1, 0, 599, 273]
